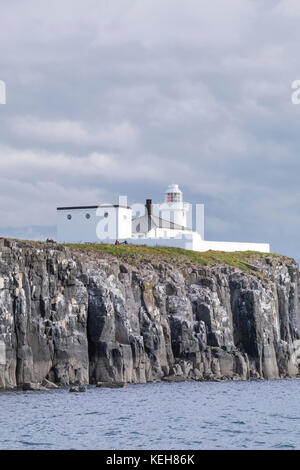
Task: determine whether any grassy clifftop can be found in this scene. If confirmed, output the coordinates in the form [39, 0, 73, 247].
[1, 238, 294, 274]
[64, 243, 292, 273]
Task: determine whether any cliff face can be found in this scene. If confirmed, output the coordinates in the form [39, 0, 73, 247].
[0, 239, 299, 389]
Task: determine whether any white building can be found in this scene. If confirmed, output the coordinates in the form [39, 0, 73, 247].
[56, 184, 270, 253]
[57, 204, 132, 244]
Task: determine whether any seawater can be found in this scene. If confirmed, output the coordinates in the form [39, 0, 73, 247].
[0, 379, 299, 450]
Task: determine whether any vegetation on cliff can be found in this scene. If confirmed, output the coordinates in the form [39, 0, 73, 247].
[64, 242, 293, 274]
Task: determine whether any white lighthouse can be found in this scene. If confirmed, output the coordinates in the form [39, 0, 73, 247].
[158, 184, 191, 229]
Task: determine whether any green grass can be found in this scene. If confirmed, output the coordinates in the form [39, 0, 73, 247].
[4, 238, 293, 274]
[61, 243, 289, 273]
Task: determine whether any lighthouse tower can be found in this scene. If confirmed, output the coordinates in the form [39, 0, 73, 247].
[162, 183, 190, 228]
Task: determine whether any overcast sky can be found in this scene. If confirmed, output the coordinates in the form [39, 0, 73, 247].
[0, 0, 300, 261]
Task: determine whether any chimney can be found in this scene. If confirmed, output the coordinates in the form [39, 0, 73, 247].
[146, 199, 152, 216]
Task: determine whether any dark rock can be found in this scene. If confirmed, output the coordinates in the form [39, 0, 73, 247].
[162, 376, 186, 382]
[22, 382, 47, 391]
[96, 381, 128, 388]
[41, 378, 58, 389]
[69, 385, 87, 392]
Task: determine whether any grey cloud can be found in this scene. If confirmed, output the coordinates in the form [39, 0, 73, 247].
[0, 0, 299, 262]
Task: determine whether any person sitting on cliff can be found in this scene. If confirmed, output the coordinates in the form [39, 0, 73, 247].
[115, 239, 120, 245]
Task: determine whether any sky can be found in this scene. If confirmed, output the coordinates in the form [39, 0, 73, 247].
[0, 0, 300, 262]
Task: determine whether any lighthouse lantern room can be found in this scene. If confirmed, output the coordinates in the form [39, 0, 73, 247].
[165, 184, 183, 203]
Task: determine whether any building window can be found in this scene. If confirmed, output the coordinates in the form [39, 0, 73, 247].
[167, 193, 181, 203]
[67, 214, 72, 220]
[104, 212, 108, 218]
[85, 213, 91, 219]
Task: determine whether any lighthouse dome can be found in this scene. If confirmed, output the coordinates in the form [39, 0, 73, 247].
[165, 184, 183, 203]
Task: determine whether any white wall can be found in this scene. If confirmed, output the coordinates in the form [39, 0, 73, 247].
[132, 226, 193, 239]
[195, 240, 270, 253]
[117, 208, 132, 239]
[125, 235, 270, 253]
[57, 206, 132, 243]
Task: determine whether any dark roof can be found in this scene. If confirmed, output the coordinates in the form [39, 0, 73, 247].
[57, 205, 131, 211]
[132, 214, 191, 232]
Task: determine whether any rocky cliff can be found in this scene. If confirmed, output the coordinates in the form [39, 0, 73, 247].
[0, 238, 299, 390]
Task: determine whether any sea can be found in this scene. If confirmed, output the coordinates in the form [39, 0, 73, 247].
[0, 378, 299, 450]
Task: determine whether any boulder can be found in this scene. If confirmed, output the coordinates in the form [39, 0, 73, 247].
[41, 378, 58, 389]
[69, 385, 87, 393]
[69, 385, 87, 392]
[162, 376, 186, 382]
[96, 382, 128, 389]
[22, 382, 47, 391]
